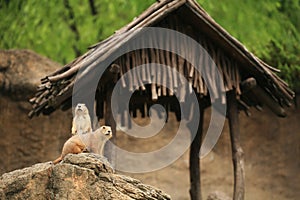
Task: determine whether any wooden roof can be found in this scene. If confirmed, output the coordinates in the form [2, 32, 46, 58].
[29, 0, 294, 119]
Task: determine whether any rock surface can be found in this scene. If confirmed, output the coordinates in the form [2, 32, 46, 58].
[0, 49, 61, 100]
[0, 49, 71, 175]
[0, 153, 171, 200]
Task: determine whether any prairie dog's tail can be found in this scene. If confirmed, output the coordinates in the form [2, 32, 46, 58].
[53, 156, 63, 164]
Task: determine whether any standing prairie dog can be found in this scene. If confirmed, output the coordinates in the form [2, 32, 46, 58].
[71, 103, 92, 135]
[53, 126, 112, 164]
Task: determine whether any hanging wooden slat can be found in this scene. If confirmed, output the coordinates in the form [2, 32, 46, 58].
[145, 50, 152, 83]
[159, 50, 167, 96]
[169, 15, 179, 89]
[130, 53, 138, 90]
[151, 83, 158, 100]
[150, 53, 156, 82]
[134, 51, 145, 91]
[95, 89, 104, 119]
[163, 21, 173, 94]
[125, 52, 134, 92]
[229, 58, 236, 91]
[119, 62, 127, 89]
[179, 83, 186, 103]
[197, 43, 205, 94]
[178, 56, 185, 84]
[135, 66, 144, 91]
[165, 51, 174, 96]
[222, 55, 233, 91]
[140, 49, 147, 82]
[203, 40, 218, 101]
[157, 86, 162, 97]
[234, 61, 241, 95]
[210, 43, 218, 99]
[186, 26, 197, 85]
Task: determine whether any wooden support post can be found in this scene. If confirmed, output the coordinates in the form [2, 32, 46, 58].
[189, 106, 204, 200]
[105, 85, 117, 167]
[227, 90, 245, 200]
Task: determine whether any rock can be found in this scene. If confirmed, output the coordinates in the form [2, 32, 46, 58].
[0, 153, 171, 200]
[0, 49, 61, 100]
[0, 49, 70, 175]
[207, 191, 231, 200]
[61, 153, 114, 174]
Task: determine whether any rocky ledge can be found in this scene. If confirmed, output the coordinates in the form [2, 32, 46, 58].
[0, 153, 171, 200]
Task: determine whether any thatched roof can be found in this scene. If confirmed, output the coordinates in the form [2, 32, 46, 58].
[29, 0, 294, 120]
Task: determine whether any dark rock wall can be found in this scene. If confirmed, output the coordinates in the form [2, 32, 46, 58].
[0, 96, 71, 174]
[0, 50, 71, 174]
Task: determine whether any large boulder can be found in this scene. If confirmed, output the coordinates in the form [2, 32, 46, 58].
[0, 49, 61, 100]
[0, 153, 171, 200]
[0, 49, 71, 175]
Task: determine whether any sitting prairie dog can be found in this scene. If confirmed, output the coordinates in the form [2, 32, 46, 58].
[53, 126, 112, 164]
[71, 103, 92, 135]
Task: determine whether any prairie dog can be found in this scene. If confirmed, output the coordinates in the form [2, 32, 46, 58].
[53, 126, 112, 164]
[71, 103, 92, 135]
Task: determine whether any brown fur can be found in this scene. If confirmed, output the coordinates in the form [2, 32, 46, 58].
[53, 126, 112, 164]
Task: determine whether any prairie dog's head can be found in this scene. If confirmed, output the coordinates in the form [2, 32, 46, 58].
[98, 126, 112, 139]
[75, 103, 89, 116]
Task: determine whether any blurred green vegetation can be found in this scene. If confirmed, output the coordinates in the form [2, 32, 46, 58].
[0, 0, 299, 91]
